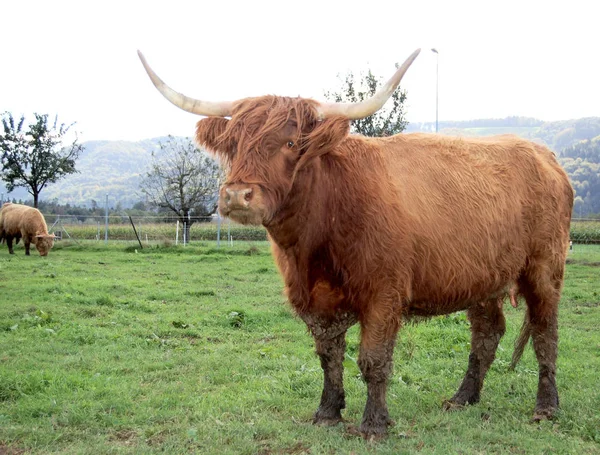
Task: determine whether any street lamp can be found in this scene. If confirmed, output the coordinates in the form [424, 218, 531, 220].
[431, 48, 439, 133]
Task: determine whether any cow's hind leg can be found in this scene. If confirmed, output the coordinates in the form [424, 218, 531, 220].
[444, 299, 506, 409]
[518, 267, 561, 421]
[302, 312, 357, 425]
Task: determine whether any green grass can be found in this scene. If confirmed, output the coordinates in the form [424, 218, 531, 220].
[0, 242, 599, 454]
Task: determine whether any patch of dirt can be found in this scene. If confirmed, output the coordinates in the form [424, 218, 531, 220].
[185, 336, 198, 345]
[145, 431, 168, 447]
[245, 246, 260, 256]
[566, 258, 600, 267]
[0, 443, 26, 455]
[257, 442, 311, 455]
[109, 430, 138, 446]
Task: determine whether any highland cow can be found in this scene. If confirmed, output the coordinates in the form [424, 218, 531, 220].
[0, 203, 55, 256]
[138, 49, 573, 438]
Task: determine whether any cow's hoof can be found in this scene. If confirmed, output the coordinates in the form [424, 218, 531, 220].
[442, 399, 466, 411]
[313, 415, 343, 426]
[532, 407, 557, 422]
[347, 416, 394, 441]
[313, 407, 344, 426]
[345, 424, 387, 442]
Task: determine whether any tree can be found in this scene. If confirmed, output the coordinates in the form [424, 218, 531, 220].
[139, 136, 221, 243]
[0, 112, 84, 207]
[324, 67, 408, 137]
[559, 138, 600, 216]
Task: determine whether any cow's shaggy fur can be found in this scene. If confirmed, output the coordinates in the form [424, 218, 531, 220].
[0, 203, 54, 256]
[194, 95, 573, 437]
[140, 50, 573, 437]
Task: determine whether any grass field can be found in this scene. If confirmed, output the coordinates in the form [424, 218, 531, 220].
[0, 242, 599, 454]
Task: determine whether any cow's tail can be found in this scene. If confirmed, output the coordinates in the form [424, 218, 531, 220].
[510, 308, 531, 370]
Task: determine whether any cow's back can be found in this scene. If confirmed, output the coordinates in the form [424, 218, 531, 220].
[375, 133, 572, 307]
[0, 203, 48, 236]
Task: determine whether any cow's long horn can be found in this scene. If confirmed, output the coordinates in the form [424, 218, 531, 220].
[317, 48, 421, 120]
[137, 50, 234, 117]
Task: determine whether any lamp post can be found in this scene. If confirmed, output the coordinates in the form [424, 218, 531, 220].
[431, 48, 439, 133]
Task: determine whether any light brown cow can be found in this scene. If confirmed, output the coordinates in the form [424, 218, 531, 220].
[138, 49, 573, 438]
[0, 203, 55, 256]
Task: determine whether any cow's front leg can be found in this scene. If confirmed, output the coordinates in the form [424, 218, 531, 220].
[314, 329, 348, 425]
[6, 236, 15, 254]
[357, 307, 401, 438]
[302, 312, 357, 425]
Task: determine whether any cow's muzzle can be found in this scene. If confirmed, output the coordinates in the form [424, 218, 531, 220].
[219, 184, 264, 225]
[223, 185, 253, 210]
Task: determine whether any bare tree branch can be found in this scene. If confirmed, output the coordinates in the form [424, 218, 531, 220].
[139, 136, 222, 240]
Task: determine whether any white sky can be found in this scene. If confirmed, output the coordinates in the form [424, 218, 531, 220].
[1, 0, 598, 142]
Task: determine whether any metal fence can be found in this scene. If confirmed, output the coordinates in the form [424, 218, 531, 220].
[44, 214, 267, 247]
[40, 214, 600, 246]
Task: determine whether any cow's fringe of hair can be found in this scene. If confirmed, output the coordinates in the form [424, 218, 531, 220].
[227, 96, 320, 153]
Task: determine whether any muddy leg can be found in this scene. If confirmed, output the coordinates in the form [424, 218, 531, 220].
[314, 332, 348, 424]
[22, 234, 32, 256]
[444, 299, 506, 409]
[531, 314, 559, 420]
[302, 312, 357, 425]
[357, 309, 401, 438]
[6, 236, 14, 254]
[518, 274, 561, 421]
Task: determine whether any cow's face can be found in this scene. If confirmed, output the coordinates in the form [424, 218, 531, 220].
[138, 49, 419, 226]
[35, 234, 54, 256]
[196, 96, 347, 226]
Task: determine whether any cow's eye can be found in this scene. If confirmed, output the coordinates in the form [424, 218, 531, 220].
[287, 140, 295, 148]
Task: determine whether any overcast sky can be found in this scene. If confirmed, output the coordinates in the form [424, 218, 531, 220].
[1, 0, 598, 142]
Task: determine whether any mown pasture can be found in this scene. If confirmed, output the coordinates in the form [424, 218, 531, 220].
[0, 242, 599, 454]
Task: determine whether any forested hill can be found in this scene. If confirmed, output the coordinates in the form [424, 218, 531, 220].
[0, 137, 168, 209]
[38, 137, 166, 209]
[406, 116, 600, 152]
[1, 117, 599, 215]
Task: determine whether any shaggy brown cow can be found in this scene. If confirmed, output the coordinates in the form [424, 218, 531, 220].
[0, 203, 55, 256]
[138, 49, 573, 438]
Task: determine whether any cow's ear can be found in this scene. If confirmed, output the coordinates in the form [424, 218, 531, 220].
[295, 117, 350, 171]
[195, 117, 232, 161]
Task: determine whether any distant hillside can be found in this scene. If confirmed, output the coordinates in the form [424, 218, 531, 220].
[41, 137, 166, 208]
[1, 116, 599, 210]
[1, 137, 169, 208]
[406, 116, 600, 152]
